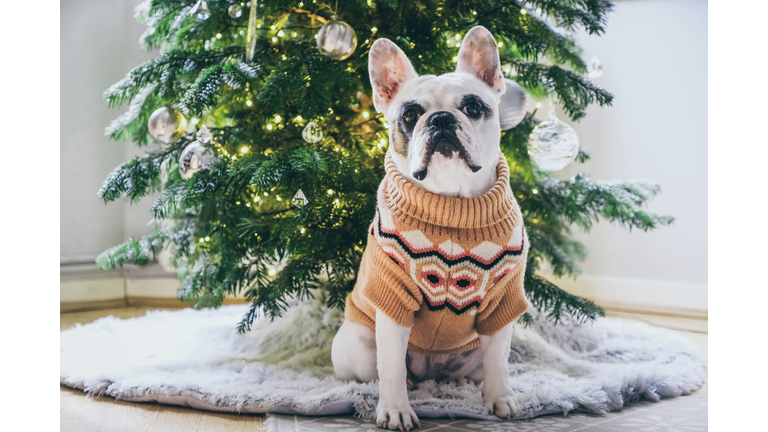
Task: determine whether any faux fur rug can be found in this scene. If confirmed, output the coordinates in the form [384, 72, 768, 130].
[60, 297, 706, 420]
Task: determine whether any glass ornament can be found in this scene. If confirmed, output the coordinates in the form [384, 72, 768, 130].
[587, 55, 603, 78]
[316, 16, 357, 61]
[228, 4, 242, 18]
[245, 0, 259, 61]
[292, 189, 308, 208]
[528, 109, 580, 171]
[148, 107, 187, 145]
[196, 124, 212, 144]
[191, 0, 210, 21]
[179, 141, 215, 179]
[302, 121, 323, 143]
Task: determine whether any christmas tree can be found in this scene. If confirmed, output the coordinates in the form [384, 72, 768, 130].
[97, 0, 672, 332]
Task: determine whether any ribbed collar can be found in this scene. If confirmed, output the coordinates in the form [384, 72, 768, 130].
[383, 151, 517, 229]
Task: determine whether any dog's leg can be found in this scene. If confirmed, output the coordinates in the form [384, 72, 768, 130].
[332, 320, 378, 382]
[375, 309, 421, 431]
[479, 323, 519, 420]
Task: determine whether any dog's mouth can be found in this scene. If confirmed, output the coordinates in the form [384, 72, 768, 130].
[412, 128, 481, 181]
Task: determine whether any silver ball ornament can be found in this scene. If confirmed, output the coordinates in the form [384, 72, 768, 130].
[316, 16, 357, 61]
[528, 111, 580, 171]
[179, 141, 215, 179]
[498, 79, 527, 130]
[148, 107, 187, 145]
[228, 4, 242, 18]
[302, 121, 323, 143]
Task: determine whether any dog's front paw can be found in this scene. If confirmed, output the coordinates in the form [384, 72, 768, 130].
[483, 389, 519, 421]
[376, 398, 421, 431]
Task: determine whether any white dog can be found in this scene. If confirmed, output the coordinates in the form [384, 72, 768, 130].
[332, 26, 528, 431]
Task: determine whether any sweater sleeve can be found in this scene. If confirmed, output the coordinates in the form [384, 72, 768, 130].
[475, 242, 530, 336]
[358, 233, 423, 328]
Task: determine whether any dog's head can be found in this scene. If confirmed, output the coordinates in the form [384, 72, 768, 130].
[369, 26, 525, 197]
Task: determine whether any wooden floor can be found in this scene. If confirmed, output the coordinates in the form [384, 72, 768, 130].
[60, 307, 707, 431]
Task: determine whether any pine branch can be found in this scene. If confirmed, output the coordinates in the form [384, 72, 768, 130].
[524, 272, 605, 324]
[96, 228, 167, 269]
[506, 58, 613, 120]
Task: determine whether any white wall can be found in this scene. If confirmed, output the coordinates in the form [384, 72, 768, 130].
[60, 0, 708, 310]
[547, 0, 707, 310]
[60, 0, 155, 263]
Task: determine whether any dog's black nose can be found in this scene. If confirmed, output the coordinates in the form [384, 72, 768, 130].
[428, 111, 457, 129]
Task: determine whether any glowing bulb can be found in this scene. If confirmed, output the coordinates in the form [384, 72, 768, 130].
[241, 147, 248, 153]
[278, 30, 284, 37]
[275, 115, 281, 123]
[521, 8, 527, 14]
[291, 32, 297, 37]
[536, 102, 542, 109]
[334, 199, 339, 204]
[472, 11, 477, 15]
[254, 196, 260, 202]
[498, 42, 503, 47]
[371, 27, 378, 32]
[267, 124, 273, 130]
[240, 30, 244, 35]
[272, 37, 277, 42]
[271, 25, 276, 30]
[264, 192, 269, 196]
[216, 33, 222, 39]
[327, 189, 334, 195]
[295, 115, 303, 121]
[300, 227, 306, 234]
[276, 196, 282, 201]
[246, 100, 252, 106]
[362, 111, 369, 118]
[453, 56, 458, 62]
[334, 147, 340, 151]
[268, 268, 276, 276]
[532, 189, 538, 194]
[199, 238, 204, 243]
[455, 34, 461, 40]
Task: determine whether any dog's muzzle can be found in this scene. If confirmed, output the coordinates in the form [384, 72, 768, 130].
[412, 111, 481, 181]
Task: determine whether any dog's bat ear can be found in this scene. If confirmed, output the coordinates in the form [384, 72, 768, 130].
[456, 26, 505, 98]
[369, 38, 418, 114]
[499, 79, 527, 130]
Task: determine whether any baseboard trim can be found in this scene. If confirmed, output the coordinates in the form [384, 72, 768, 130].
[126, 296, 249, 308]
[597, 301, 707, 320]
[60, 298, 128, 313]
[544, 273, 707, 315]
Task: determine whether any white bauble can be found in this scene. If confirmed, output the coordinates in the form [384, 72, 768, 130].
[498, 79, 527, 130]
[179, 141, 215, 179]
[528, 112, 580, 171]
[148, 107, 187, 144]
[316, 16, 357, 60]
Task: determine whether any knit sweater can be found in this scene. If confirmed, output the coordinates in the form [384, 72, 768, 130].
[345, 151, 529, 355]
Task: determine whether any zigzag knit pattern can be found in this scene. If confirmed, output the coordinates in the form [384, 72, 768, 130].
[373, 206, 526, 314]
[345, 151, 530, 354]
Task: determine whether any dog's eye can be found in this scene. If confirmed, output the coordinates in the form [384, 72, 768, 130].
[463, 103, 480, 117]
[403, 109, 420, 124]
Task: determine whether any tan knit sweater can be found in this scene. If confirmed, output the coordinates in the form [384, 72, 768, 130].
[345, 151, 529, 355]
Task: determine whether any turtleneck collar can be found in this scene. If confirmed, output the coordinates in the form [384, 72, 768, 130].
[382, 151, 518, 229]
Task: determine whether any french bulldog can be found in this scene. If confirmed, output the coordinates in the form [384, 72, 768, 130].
[331, 26, 527, 431]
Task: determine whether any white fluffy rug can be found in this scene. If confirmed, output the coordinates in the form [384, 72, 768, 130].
[60, 297, 706, 420]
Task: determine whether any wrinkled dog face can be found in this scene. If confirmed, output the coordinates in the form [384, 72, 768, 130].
[369, 26, 522, 197]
